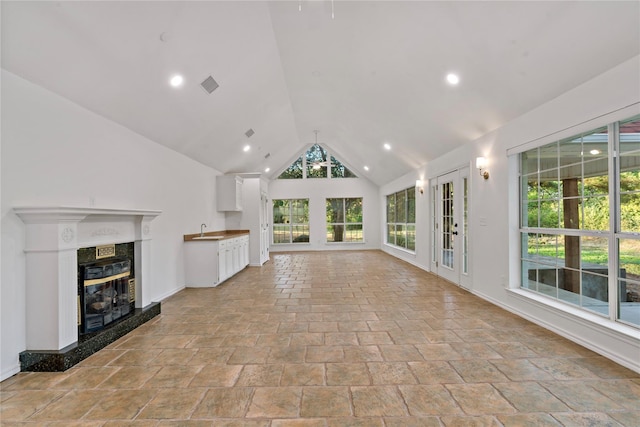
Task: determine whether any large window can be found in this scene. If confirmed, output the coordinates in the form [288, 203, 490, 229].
[272, 199, 309, 244]
[520, 115, 639, 327]
[386, 187, 416, 251]
[326, 198, 363, 242]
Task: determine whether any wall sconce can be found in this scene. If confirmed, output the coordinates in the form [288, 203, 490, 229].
[476, 157, 490, 180]
[416, 180, 424, 194]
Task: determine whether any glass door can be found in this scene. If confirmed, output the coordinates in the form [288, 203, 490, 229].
[433, 168, 471, 287]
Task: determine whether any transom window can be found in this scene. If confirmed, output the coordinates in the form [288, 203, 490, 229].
[386, 187, 416, 251]
[272, 199, 309, 244]
[520, 115, 640, 327]
[278, 144, 356, 179]
[326, 198, 363, 242]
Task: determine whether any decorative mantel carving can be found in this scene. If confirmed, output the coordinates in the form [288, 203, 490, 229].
[14, 206, 161, 352]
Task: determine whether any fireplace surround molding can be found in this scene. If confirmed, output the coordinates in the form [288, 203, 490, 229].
[14, 206, 161, 352]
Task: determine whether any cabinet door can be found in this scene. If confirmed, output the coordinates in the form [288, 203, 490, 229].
[218, 240, 228, 282]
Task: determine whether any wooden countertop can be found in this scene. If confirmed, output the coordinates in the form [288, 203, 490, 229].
[183, 229, 249, 242]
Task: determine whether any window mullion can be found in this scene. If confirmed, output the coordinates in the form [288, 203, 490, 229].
[608, 122, 619, 322]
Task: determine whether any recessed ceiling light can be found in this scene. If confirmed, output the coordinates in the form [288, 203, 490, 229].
[364, 166, 370, 171]
[446, 73, 460, 85]
[243, 145, 250, 152]
[590, 149, 601, 155]
[383, 143, 391, 151]
[170, 74, 184, 87]
[264, 167, 270, 173]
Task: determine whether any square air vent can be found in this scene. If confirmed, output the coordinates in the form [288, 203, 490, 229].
[200, 75, 219, 94]
[245, 128, 255, 138]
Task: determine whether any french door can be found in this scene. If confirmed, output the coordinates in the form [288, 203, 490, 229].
[431, 167, 471, 288]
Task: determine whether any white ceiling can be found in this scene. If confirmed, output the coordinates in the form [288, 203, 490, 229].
[2, 1, 639, 186]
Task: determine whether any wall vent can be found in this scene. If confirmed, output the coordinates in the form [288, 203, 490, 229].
[245, 128, 255, 138]
[200, 75, 219, 94]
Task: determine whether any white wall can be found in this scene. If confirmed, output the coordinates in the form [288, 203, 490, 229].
[0, 70, 226, 380]
[269, 177, 380, 251]
[380, 56, 640, 372]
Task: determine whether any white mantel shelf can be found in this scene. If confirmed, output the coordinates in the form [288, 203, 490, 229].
[14, 206, 161, 353]
[14, 206, 161, 221]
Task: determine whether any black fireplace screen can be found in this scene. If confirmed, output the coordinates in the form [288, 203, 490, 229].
[78, 258, 132, 333]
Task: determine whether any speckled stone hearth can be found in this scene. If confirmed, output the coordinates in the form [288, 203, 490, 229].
[19, 302, 160, 372]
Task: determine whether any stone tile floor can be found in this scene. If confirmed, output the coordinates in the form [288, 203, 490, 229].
[1, 251, 639, 426]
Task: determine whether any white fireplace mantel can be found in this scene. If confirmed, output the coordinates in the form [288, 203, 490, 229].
[14, 206, 161, 351]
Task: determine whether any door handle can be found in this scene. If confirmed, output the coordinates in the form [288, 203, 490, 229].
[452, 231, 458, 235]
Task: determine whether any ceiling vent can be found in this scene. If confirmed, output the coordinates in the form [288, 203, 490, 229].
[200, 75, 219, 94]
[245, 128, 255, 138]
[264, 153, 271, 159]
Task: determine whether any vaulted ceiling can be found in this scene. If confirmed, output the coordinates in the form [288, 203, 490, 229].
[2, 1, 639, 186]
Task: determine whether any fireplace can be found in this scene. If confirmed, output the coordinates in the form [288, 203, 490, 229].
[14, 206, 161, 371]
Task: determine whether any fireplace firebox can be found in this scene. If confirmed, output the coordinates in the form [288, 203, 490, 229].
[78, 257, 134, 334]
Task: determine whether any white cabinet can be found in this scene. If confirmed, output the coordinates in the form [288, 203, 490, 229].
[216, 175, 243, 211]
[184, 234, 250, 287]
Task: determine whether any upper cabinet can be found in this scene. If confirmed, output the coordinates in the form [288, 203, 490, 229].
[216, 175, 243, 211]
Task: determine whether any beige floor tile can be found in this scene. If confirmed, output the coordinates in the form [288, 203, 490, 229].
[439, 415, 502, 426]
[326, 418, 385, 426]
[30, 389, 106, 421]
[236, 364, 284, 386]
[110, 349, 163, 365]
[305, 346, 344, 363]
[267, 346, 306, 363]
[137, 388, 206, 419]
[256, 333, 292, 347]
[351, 385, 408, 416]
[356, 332, 393, 345]
[551, 412, 625, 426]
[367, 362, 417, 385]
[271, 419, 326, 427]
[379, 345, 424, 361]
[77, 349, 128, 367]
[384, 417, 441, 426]
[148, 348, 198, 365]
[540, 381, 626, 412]
[54, 366, 120, 389]
[187, 348, 235, 365]
[448, 360, 509, 383]
[492, 382, 570, 412]
[0, 390, 66, 421]
[291, 333, 324, 346]
[531, 358, 603, 380]
[496, 413, 563, 426]
[398, 384, 462, 416]
[343, 345, 384, 362]
[228, 346, 271, 364]
[98, 365, 161, 389]
[144, 365, 203, 388]
[326, 363, 370, 386]
[2, 372, 70, 391]
[246, 387, 302, 418]
[191, 387, 254, 418]
[300, 386, 351, 417]
[325, 332, 358, 346]
[189, 364, 242, 387]
[490, 359, 554, 381]
[408, 361, 463, 384]
[281, 364, 325, 386]
[84, 389, 156, 420]
[445, 383, 517, 415]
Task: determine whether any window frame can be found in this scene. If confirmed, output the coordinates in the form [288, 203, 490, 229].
[518, 114, 640, 328]
[325, 197, 364, 243]
[272, 199, 310, 244]
[386, 186, 416, 252]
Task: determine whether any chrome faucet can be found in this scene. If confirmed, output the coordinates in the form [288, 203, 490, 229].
[200, 223, 207, 237]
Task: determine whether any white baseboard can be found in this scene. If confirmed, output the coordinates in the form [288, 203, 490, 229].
[1, 364, 21, 382]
